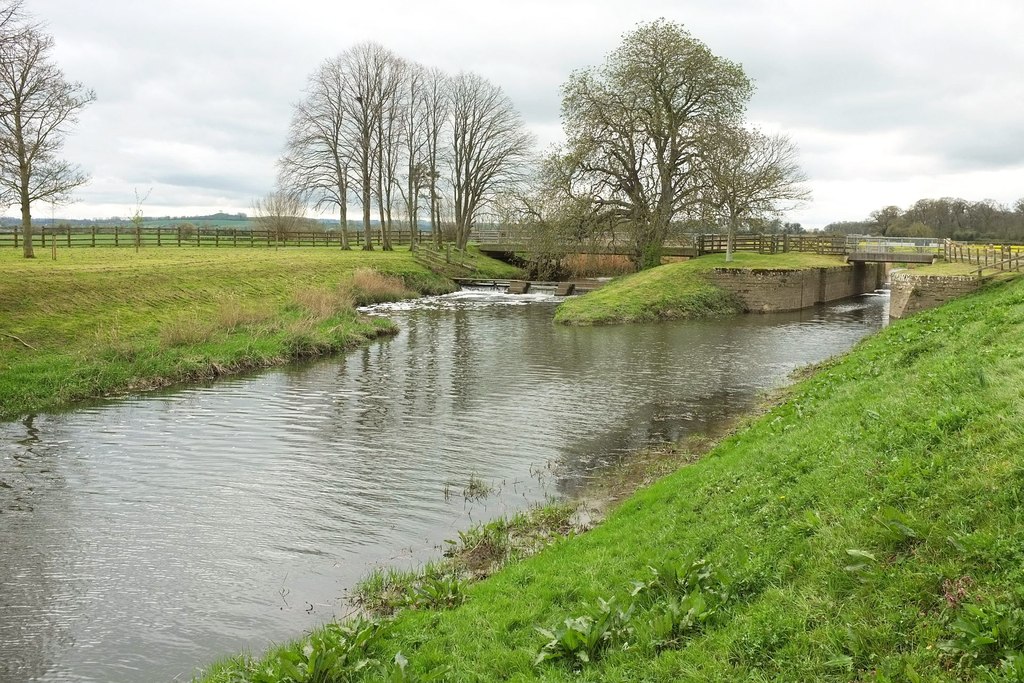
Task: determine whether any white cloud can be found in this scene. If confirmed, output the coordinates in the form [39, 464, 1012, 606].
[14, 0, 1024, 228]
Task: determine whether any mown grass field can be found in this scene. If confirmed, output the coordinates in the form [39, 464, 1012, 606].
[554, 252, 848, 325]
[199, 275, 1024, 682]
[0, 246, 517, 419]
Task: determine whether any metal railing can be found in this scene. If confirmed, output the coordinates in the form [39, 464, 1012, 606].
[846, 235, 944, 254]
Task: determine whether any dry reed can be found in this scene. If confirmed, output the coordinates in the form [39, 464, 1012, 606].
[345, 267, 414, 305]
[159, 315, 217, 347]
[291, 287, 356, 321]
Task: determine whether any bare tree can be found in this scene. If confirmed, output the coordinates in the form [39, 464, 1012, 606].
[422, 68, 449, 247]
[397, 63, 429, 248]
[0, 12, 95, 258]
[279, 56, 353, 249]
[252, 190, 308, 241]
[338, 42, 403, 251]
[449, 71, 533, 250]
[701, 128, 809, 261]
[370, 54, 404, 251]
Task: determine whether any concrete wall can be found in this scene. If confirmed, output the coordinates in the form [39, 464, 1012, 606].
[706, 263, 884, 313]
[889, 271, 980, 319]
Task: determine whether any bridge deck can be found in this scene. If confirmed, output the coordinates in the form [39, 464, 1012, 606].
[847, 252, 936, 264]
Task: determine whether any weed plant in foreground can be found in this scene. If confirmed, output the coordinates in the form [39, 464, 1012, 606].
[197, 275, 1024, 681]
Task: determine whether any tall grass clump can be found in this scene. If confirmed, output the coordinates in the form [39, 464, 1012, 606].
[291, 286, 355, 321]
[159, 314, 218, 347]
[345, 267, 416, 306]
[215, 296, 276, 330]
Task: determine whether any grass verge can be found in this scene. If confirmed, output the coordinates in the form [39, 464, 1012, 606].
[198, 274, 1024, 681]
[0, 246, 513, 419]
[553, 252, 847, 326]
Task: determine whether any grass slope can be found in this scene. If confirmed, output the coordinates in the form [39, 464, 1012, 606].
[0, 246, 515, 419]
[201, 276, 1024, 682]
[554, 253, 848, 326]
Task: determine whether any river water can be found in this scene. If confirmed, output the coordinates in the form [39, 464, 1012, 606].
[0, 289, 888, 682]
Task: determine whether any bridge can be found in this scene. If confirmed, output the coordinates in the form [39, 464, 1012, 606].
[473, 232, 943, 264]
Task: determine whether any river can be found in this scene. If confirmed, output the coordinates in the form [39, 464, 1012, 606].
[0, 288, 888, 682]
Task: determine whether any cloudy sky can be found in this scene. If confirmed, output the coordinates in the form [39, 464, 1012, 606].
[15, 0, 1024, 228]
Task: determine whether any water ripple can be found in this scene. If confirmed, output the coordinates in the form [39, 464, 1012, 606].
[0, 291, 888, 683]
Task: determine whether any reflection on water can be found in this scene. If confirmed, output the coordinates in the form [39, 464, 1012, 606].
[0, 289, 888, 682]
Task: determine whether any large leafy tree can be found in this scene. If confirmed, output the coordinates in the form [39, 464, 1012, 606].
[559, 19, 752, 269]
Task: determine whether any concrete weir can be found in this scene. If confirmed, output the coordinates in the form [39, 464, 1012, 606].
[705, 263, 887, 313]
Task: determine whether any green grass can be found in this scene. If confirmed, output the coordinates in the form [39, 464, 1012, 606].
[197, 275, 1024, 682]
[554, 253, 848, 325]
[0, 246, 516, 419]
[904, 261, 980, 277]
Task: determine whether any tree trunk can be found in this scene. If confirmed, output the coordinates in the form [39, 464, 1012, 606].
[361, 152, 373, 250]
[633, 214, 667, 270]
[430, 183, 441, 248]
[401, 175, 413, 246]
[377, 190, 387, 251]
[339, 205, 349, 250]
[20, 173, 33, 259]
[726, 214, 738, 263]
[335, 160, 350, 250]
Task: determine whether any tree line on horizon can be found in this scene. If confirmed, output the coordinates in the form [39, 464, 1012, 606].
[824, 197, 1024, 242]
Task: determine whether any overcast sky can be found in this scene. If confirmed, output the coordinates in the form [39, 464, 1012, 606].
[15, 0, 1024, 228]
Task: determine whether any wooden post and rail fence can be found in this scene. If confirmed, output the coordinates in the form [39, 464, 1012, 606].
[3, 225, 1023, 280]
[942, 239, 1024, 278]
[0, 225, 426, 251]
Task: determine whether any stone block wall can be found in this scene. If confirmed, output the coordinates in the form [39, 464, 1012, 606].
[706, 263, 884, 313]
[889, 271, 980, 319]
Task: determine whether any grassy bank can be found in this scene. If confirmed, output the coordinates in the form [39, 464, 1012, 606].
[0, 247, 512, 420]
[553, 252, 847, 325]
[199, 275, 1024, 681]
